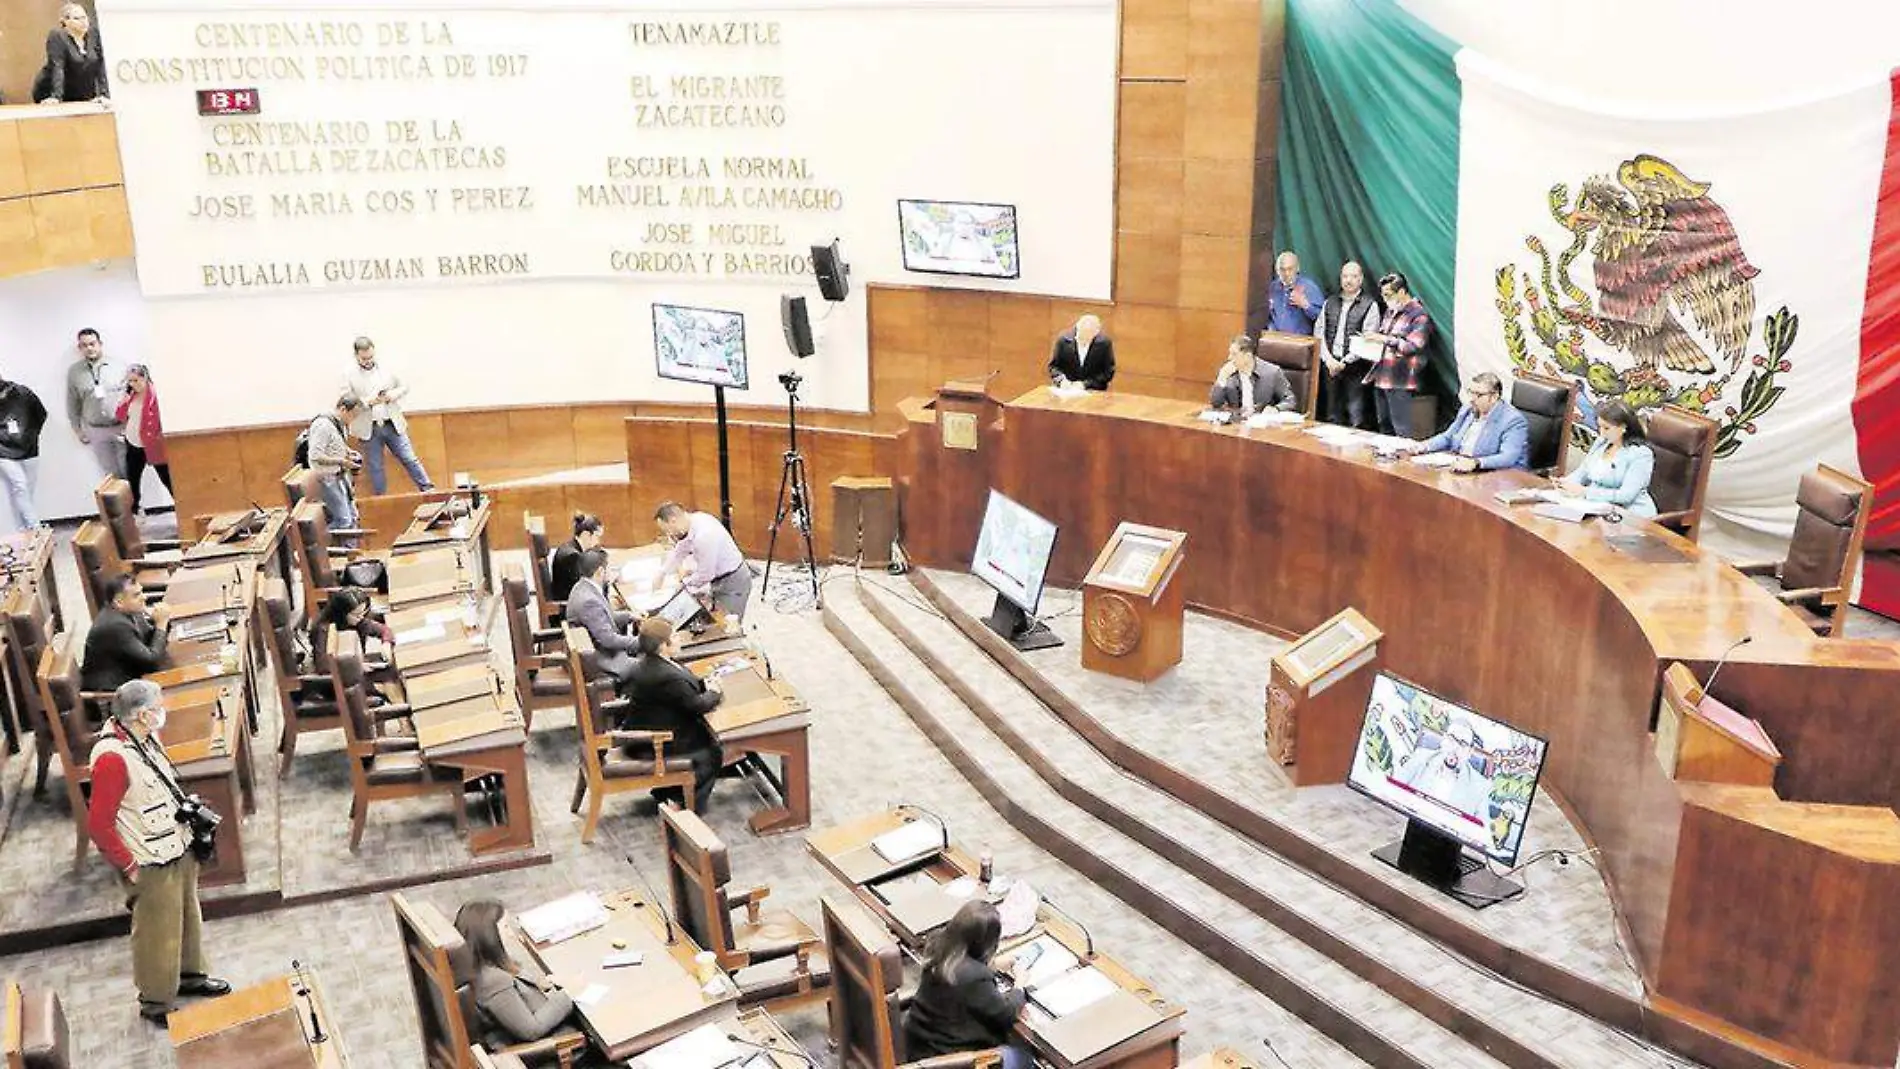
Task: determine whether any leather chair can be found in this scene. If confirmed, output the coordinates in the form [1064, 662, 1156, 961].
[1255, 331, 1321, 418]
[34, 635, 104, 866]
[94, 477, 183, 569]
[290, 499, 384, 613]
[563, 627, 694, 844]
[660, 802, 829, 1009]
[263, 578, 342, 775]
[332, 632, 463, 851]
[820, 896, 1003, 1069]
[1643, 405, 1719, 543]
[501, 566, 570, 730]
[3, 979, 71, 1069]
[1508, 373, 1577, 476]
[1736, 465, 1872, 637]
[522, 513, 562, 628]
[70, 522, 168, 618]
[389, 894, 583, 1069]
[2, 588, 55, 798]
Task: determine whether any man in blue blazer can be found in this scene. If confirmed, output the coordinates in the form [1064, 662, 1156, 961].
[1404, 372, 1529, 472]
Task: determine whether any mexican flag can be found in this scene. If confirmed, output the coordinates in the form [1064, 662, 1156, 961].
[1450, 51, 1899, 544]
[1278, 1, 1900, 579]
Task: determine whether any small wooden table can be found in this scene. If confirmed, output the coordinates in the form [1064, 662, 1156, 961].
[518, 888, 740, 1061]
[694, 655, 811, 835]
[185, 508, 294, 585]
[169, 973, 347, 1068]
[391, 497, 493, 595]
[809, 810, 1186, 1069]
[386, 547, 479, 609]
[162, 685, 254, 887]
[412, 686, 534, 856]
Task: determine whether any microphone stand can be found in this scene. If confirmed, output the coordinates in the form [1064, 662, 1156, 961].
[1039, 897, 1095, 960]
[899, 801, 951, 853]
[291, 958, 328, 1043]
[1700, 635, 1753, 709]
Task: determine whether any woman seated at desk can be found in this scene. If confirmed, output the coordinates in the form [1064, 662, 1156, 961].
[904, 900, 1032, 1069]
[547, 511, 604, 612]
[453, 900, 578, 1047]
[310, 588, 393, 673]
[1558, 399, 1657, 517]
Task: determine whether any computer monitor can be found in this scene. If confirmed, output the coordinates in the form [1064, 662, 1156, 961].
[654, 587, 705, 632]
[653, 303, 748, 391]
[897, 199, 1021, 280]
[970, 489, 1061, 652]
[1346, 672, 1550, 909]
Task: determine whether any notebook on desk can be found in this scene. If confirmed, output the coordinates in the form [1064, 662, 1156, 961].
[833, 819, 946, 884]
[871, 869, 970, 938]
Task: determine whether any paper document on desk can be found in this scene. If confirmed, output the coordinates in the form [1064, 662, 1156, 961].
[1050, 384, 1089, 398]
[871, 819, 944, 865]
[1407, 452, 1459, 469]
[632, 1023, 739, 1069]
[1245, 409, 1305, 429]
[1014, 933, 1080, 988]
[1028, 965, 1118, 1018]
[1531, 496, 1617, 523]
[997, 880, 1040, 939]
[1197, 409, 1230, 424]
[395, 623, 447, 646]
[169, 616, 227, 643]
[517, 892, 608, 946]
[620, 556, 665, 586]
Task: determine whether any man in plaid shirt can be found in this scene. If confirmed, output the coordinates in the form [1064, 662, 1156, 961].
[1360, 272, 1433, 437]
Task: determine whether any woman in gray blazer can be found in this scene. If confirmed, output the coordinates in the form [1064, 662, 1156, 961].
[453, 900, 576, 1045]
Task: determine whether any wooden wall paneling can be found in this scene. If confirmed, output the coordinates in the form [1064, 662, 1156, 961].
[1177, 234, 1252, 312]
[1182, 74, 1261, 162]
[163, 433, 245, 522]
[1120, 0, 1190, 80]
[0, 123, 26, 199]
[1187, 0, 1264, 77]
[1104, 303, 1177, 380]
[1182, 159, 1255, 238]
[235, 426, 291, 507]
[440, 409, 513, 478]
[1117, 157, 1185, 236]
[402, 413, 451, 487]
[1173, 308, 1245, 381]
[924, 289, 992, 384]
[17, 112, 116, 193]
[1255, 78, 1284, 173]
[1258, 0, 1288, 82]
[492, 484, 569, 551]
[84, 185, 131, 257]
[503, 406, 578, 473]
[27, 190, 95, 267]
[571, 482, 636, 544]
[572, 404, 635, 465]
[625, 418, 696, 506]
[986, 295, 1056, 396]
[1117, 82, 1189, 160]
[0, 199, 37, 276]
[1114, 232, 1182, 307]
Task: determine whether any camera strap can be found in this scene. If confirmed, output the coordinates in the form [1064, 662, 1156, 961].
[121, 725, 191, 810]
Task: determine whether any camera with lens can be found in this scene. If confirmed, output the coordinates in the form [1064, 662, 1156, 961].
[175, 795, 222, 861]
[777, 370, 802, 393]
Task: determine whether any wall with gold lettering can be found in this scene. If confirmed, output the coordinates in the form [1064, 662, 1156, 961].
[96, 0, 1117, 431]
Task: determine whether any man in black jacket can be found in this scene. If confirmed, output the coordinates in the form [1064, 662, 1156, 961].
[1046, 315, 1115, 391]
[621, 617, 723, 813]
[0, 373, 48, 532]
[83, 574, 173, 694]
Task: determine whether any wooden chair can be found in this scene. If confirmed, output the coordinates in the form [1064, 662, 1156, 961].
[660, 802, 828, 1009]
[332, 632, 462, 851]
[471, 1048, 525, 1069]
[563, 626, 694, 844]
[3, 979, 71, 1069]
[263, 578, 342, 775]
[35, 635, 105, 866]
[1643, 405, 1719, 543]
[1509, 373, 1577, 476]
[390, 894, 585, 1069]
[522, 513, 562, 628]
[1, 588, 55, 798]
[283, 466, 321, 512]
[1735, 465, 1873, 637]
[501, 566, 570, 730]
[70, 522, 168, 617]
[94, 476, 183, 567]
[290, 499, 383, 612]
[1255, 330, 1321, 418]
[821, 896, 1003, 1069]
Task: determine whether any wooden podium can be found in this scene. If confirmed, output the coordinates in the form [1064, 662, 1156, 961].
[1080, 523, 1186, 682]
[1265, 608, 1382, 785]
[1656, 663, 1781, 786]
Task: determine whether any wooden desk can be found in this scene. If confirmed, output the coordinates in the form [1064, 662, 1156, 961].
[154, 563, 264, 729]
[897, 387, 1900, 1067]
[404, 670, 534, 856]
[185, 508, 294, 585]
[518, 888, 739, 1060]
[386, 547, 480, 609]
[169, 973, 346, 1068]
[693, 655, 811, 835]
[162, 685, 254, 887]
[391, 497, 494, 596]
[809, 810, 1184, 1069]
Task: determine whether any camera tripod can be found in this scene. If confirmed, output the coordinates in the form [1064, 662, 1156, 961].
[763, 371, 822, 607]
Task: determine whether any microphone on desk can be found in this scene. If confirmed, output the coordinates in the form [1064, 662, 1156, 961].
[899, 801, 951, 853]
[290, 958, 328, 1043]
[1700, 635, 1753, 709]
[625, 851, 677, 945]
[1040, 897, 1095, 960]
[726, 1032, 818, 1067]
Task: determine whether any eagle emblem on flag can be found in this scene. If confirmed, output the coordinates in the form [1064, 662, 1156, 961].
[1494, 153, 1797, 457]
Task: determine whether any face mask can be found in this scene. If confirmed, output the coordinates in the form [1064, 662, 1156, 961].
[145, 707, 167, 733]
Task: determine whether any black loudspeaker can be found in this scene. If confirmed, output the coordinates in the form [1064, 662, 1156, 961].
[781, 294, 815, 357]
[811, 239, 850, 302]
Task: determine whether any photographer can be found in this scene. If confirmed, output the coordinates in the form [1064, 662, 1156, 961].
[306, 394, 364, 528]
[86, 680, 230, 1023]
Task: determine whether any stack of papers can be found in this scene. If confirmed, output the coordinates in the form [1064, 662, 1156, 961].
[1245, 410, 1306, 428]
[395, 623, 448, 646]
[1028, 965, 1118, 1018]
[633, 1023, 739, 1069]
[517, 892, 609, 946]
[1014, 933, 1081, 988]
[1531, 495, 1617, 523]
[1407, 452, 1459, 469]
[871, 819, 943, 865]
[620, 557, 665, 588]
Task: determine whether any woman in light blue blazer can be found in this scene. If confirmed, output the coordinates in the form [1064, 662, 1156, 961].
[1560, 400, 1656, 516]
